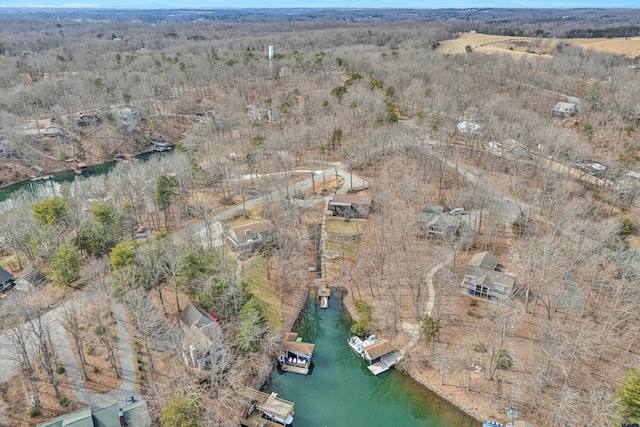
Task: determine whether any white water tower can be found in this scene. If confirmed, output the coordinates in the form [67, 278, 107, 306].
[268, 45, 274, 59]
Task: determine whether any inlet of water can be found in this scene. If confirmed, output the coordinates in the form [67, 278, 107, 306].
[266, 290, 480, 427]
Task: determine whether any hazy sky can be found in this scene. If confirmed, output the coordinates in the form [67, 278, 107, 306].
[2, 0, 639, 8]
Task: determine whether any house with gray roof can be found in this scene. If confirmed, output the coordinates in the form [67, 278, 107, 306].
[0, 266, 14, 292]
[329, 194, 372, 219]
[37, 400, 150, 427]
[418, 205, 479, 243]
[552, 102, 577, 117]
[224, 220, 276, 252]
[180, 303, 228, 370]
[461, 252, 516, 301]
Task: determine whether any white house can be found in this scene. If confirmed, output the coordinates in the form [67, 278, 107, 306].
[552, 102, 577, 117]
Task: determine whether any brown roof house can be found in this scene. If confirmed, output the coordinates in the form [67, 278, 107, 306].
[224, 220, 276, 254]
[461, 251, 516, 302]
[329, 194, 372, 219]
[180, 303, 228, 371]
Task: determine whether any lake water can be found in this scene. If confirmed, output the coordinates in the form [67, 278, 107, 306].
[265, 291, 479, 427]
[0, 152, 157, 212]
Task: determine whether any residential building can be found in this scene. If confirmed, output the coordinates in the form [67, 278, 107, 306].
[180, 302, 228, 370]
[36, 400, 150, 427]
[329, 194, 372, 219]
[418, 204, 478, 242]
[224, 220, 276, 251]
[552, 102, 577, 117]
[461, 252, 516, 301]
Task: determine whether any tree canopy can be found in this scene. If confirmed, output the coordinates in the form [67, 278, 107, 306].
[32, 196, 69, 228]
[49, 242, 82, 287]
[618, 366, 640, 424]
[160, 396, 203, 427]
[110, 240, 136, 270]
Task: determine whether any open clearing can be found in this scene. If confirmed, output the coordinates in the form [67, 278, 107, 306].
[438, 32, 640, 58]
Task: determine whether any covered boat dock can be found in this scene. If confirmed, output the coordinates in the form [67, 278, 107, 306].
[240, 387, 295, 427]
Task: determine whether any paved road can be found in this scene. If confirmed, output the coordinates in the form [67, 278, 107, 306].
[183, 163, 369, 247]
[0, 292, 137, 408]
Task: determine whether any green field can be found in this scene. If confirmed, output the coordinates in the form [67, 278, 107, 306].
[243, 256, 281, 329]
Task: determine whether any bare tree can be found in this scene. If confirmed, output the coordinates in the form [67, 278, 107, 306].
[60, 300, 89, 381]
[5, 314, 39, 405]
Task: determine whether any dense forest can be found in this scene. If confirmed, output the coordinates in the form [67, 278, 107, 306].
[1, 8, 640, 427]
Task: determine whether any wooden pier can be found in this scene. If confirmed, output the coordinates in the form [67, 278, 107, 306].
[317, 280, 330, 309]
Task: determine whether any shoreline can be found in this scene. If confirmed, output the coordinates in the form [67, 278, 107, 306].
[340, 292, 484, 425]
[0, 149, 155, 194]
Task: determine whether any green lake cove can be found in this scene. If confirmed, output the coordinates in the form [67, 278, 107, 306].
[265, 290, 480, 427]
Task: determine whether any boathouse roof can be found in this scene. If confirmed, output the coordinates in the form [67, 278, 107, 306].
[364, 339, 395, 360]
[242, 388, 294, 420]
[282, 331, 315, 355]
[283, 341, 315, 356]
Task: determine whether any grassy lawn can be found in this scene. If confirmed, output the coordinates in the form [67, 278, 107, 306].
[224, 205, 264, 228]
[325, 218, 364, 235]
[243, 256, 281, 329]
[326, 240, 357, 260]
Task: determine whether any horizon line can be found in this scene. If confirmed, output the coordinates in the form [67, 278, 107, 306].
[0, 5, 628, 10]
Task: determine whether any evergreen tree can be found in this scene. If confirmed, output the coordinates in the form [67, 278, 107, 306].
[618, 366, 640, 424]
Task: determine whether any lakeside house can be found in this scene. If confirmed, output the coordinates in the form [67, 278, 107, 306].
[278, 332, 315, 375]
[180, 303, 229, 371]
[224, 220, 276, 252]
[461, 252, 516, 302]
[329, 193, 372, 219]
[37, 400, 150, 427]
[348, 334, 402, 375]
[240, 387, 295, 426]
[418, 204, 478, 243]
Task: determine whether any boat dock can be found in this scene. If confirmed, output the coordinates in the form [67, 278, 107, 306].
[240, 387, 295, 427]
[317, 280, 330, 309]
[348, 334, 403, 375]
[278, 332, 315, 375]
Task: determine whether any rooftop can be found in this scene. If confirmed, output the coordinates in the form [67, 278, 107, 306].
[330, 193, 372, 205]
[228, 220, 275, 237]
[364, 339, 395, 360]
